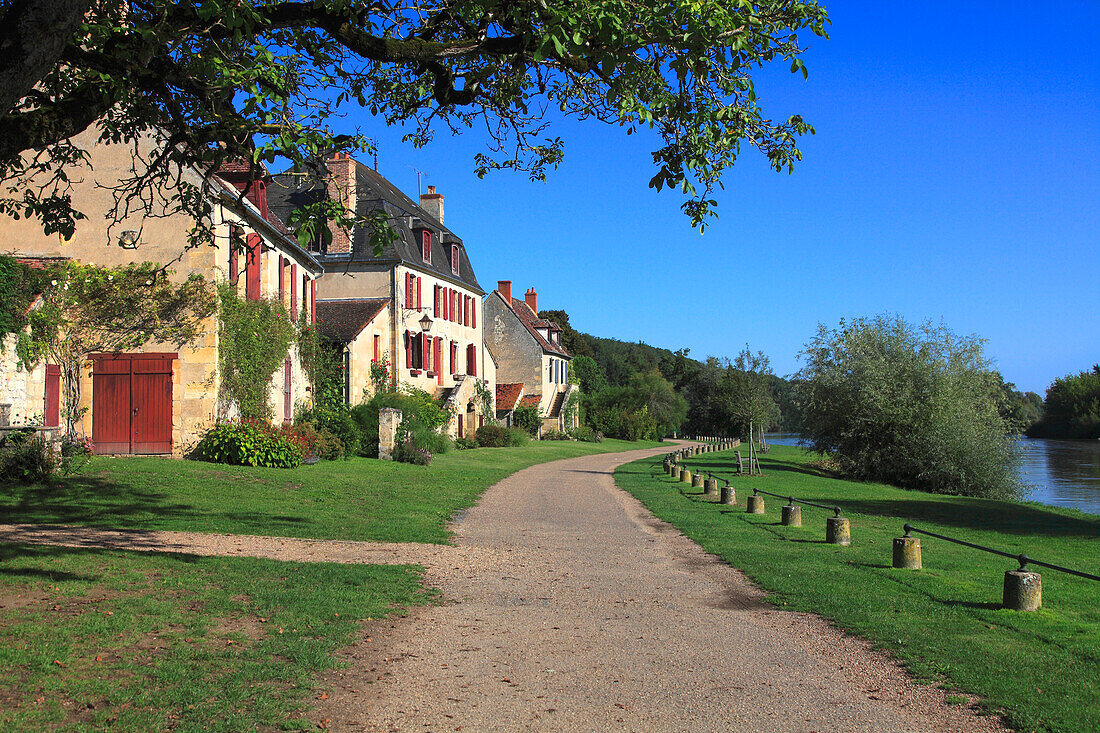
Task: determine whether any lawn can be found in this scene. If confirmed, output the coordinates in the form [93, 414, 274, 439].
[2, 439, 662, 544]
[0, 543, 431, 732]
[615, 444, 1100, 733]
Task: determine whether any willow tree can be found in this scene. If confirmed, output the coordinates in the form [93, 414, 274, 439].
[0, 0, 828, 246]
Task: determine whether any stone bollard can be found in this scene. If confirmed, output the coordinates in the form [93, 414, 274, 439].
[704, 478, 718, 498]
[720, 484, 736, 505]
[680, 469, 692, 484]
[892, 536, 922, 569]
[781, 504, 802, 527]
[692, 473, 704, 489]
[1003, 566, 1042, 611]
[826, 516, 851, 546]
[671, 466, 682, 481]
[746, 494, 765, 514]
[378, 407, 403, 460]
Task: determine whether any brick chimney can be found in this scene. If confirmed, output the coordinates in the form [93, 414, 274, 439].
[324, 152, 357, 254]
[497, 280, 512, 304]
[524, 287, 538, 314]
[420, 185, 444, 224]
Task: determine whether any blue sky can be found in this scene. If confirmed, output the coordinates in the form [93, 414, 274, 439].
[350, 1, 1099, 394]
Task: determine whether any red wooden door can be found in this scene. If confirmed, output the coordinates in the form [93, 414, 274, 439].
[130, 356, 173, 454]
[92, 354, 174, 454]
[43, 364, 61, 428]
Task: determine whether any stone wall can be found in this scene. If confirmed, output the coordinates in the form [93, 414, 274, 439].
[0, 334, 46, 427]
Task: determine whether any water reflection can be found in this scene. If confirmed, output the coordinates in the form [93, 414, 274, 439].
[764, 434, 1100, 515]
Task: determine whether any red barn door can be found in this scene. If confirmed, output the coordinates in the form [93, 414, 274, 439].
[92, 353, 175, 454]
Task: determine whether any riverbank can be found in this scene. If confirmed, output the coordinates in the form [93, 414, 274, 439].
[615, 444, 1100, 732]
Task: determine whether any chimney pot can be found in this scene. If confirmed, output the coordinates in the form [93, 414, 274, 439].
[419, 186, 444, 224]
[498, 280, 512, 304]
[524, 287, 538, 314]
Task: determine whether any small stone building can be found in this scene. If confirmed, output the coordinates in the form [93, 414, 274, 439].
[483, 281, 578, 436]
[0, 133, 323, 455]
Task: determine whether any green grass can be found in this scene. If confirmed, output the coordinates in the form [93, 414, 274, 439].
[2, 439, 661, 544]
[0, 543, 431, 732]
[616, 444, 1100, 733]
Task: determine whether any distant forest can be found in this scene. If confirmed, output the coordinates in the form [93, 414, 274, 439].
[542, 309, 1050, 439]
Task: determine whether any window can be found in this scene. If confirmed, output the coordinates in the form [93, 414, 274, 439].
[471, 299, 476, 329]
[229, 226, 242, 284]
[373, 334, 380, 362]
[451, 245, 459, 275]
[421, 230, 432, 263]
[466, 343, 477, 377]
[434, 285, 442, 317]
[450, 341, 457, 374]
[290, 263, 298, 320]
[406, 330, 426, 371]
[405, 273, 414, 307]
[277, 256, 286, 302]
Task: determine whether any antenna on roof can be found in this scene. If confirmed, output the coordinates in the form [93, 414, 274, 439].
[408, 166, 428, 197]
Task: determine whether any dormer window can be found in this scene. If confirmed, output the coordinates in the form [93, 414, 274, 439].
[451, 244, 460, 275]
[421, 230, 432, 263]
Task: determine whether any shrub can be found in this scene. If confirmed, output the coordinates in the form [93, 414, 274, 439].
[571, 425, 603, 443]
[194, 421, 303, 468]
[393, 437, 431, 465]
[0, 429, 56, 483]
[542, 428, 571, 441]
[504, 427, 529, 447]
[475, 425, 508, 447]
[454, 437, 478, 450]
[353, 386, 453, 457]
[58, 434, 94, 474]
[277, 422, 344, 461]
[512, 404, 541, 436]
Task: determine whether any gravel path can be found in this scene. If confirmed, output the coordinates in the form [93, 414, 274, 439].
[0, 444, 1008, 731]
[314, 444, 1009, 732]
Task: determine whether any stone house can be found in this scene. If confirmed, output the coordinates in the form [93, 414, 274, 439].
[483, 281, 578, 435]
[0, 134, 323, 455]
[268, 155, 494, 438]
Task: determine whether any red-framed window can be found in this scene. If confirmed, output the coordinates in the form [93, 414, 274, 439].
[421, 230, 432, 263]
[451, 245, 459, 275]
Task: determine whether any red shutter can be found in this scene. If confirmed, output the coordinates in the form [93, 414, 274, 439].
[422, 231, 431, 262]
[44, 364, 61, 428]
[310, 278, 316, 324]
[471, 299, 477, 328]
[245, 234, 262, 300]
[290, 263, 298, 319]
[416, 277, 422, 310]
[467, 344, 477, 377]
[434, 338, 443, 385]
[434, 285, 441, 317]
[283, 357, 292, 423]
[451, 245, 459, 275]
[420, 333, 428, 370]
[404, 331, 411, 368]
[373, 334, 380, 362]
[278, 256, 285, 302]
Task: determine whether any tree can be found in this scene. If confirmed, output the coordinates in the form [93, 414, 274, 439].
[796, 315, 1021, 499]
[570, 355, 607, 395]
[538, 309, 592, 358]
[1028, 366, 1100, 439]
[1, 0, 828, 244]
[717, 345, 777, 471]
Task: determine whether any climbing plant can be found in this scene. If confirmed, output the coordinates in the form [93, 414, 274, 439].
[18, 260, 216, 436]
[217, 284, 295, 421]
[473, 378, 495, 423]
[0, 255, 50, 356]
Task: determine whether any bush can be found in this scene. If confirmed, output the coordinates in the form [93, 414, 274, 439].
[454, 436, 478, 450]
[504, 427, 529, 447]
[474, 424, 508, 447]
[796, 315, 1021, 499]
[58, 434, 94, 474]
[512, 404, 541, 436]
[0, 429, 56, 483]
[352, 386, 453, 458]
[277, 422, 344, 461]
[542, 428, 571, 441]
[194, 421, 303, 468]
[571, 425, 603, 443]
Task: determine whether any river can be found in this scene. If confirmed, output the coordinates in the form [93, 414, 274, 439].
[763, 433, 1100, 515]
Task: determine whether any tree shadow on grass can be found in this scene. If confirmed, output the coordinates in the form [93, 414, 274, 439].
[837, 498, 1100, 539]
[0, 543, 103, 581]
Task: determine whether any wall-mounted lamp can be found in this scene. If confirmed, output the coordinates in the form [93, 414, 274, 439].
[118, 230, 140, 249]
[419, 313, 433, 332]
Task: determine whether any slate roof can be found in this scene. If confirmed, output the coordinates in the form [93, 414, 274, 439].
[314, 298, 388, 343]
[267, 159, 483, 293]
[503, 295, 570, 358]
[496, 383, 524, 411]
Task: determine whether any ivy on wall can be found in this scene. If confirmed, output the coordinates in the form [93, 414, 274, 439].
[0, 255, 50, 358]
[12, 258, 216, 435]
[217, 284, 295, 421]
